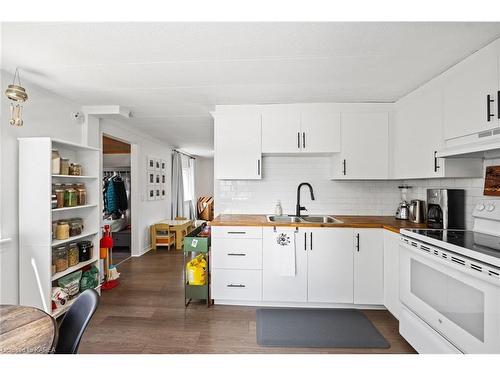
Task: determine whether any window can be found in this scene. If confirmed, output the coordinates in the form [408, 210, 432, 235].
[182, 157, 194, 202]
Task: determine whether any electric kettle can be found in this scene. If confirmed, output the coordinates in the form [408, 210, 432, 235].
[409, 199, 425, 223]
[395, 201, 410, 220]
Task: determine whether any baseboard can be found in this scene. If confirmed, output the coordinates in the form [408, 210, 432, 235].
[213, 300, 387, 310]
[133, 245, 152, 257]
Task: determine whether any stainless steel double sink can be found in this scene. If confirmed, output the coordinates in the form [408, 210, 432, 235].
[266, 215, 343, 224]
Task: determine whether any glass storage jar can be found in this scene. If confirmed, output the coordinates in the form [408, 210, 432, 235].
[52, 220, 58, 240]
[56, 220, 70, 240]
[67, 243, 79, 267]
[69, 219, 83, 237]
[60, 158, 70, 175]
[69, 163, 82, 176]
[53, 245, 68, 273]
[54, 185, 65, 208]
[51, 149, 60, 175]
[64, 187, 78, 207]
[75, 184, 86, 206]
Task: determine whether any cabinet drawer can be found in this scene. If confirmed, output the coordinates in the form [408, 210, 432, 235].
[212, 226, 262, 239]
[212, 238, 262, 269]
[212, 269, 262, 301]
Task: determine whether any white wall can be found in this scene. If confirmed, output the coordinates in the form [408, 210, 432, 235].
[103, 153, 131, 169]
[100, 119, 173, 256]
[0, 70, 83, 304]
[195, 157, 214, 198]
[215, 156, 402, 216]
[0, 71, 174, 304]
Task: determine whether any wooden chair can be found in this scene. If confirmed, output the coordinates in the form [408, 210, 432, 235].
[150, 223, 176, 251]
[175, 216, 195, 234]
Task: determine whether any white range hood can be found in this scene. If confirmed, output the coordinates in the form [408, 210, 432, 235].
[436, 128, 500, 159]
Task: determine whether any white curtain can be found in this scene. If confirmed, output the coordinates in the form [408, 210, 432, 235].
[187, 157, 197, 220]
[171, 151, 185, 218]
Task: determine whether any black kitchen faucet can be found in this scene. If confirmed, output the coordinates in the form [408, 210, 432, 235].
[296, 182, 315, 217]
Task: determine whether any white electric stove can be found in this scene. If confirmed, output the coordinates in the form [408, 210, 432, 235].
[399, 199, 500, 354]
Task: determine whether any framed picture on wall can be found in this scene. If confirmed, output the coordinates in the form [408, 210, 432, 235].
[147, 185, 155, 201]
[155, 173, 161, 184]
[162, 174, 166, 184]
[161, 183, 166, 198]
[155, 158, 161, 171]
[161, 159, 166, 171]
[155, 184, 161, 200]
[147, 156, 155, 170]
[147, 171, 155, 184]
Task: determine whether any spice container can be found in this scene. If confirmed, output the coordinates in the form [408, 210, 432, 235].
[60, 158, 70, 175]
[64, 187, 77, 207]
[69, 219, 83, 236]
[51, 193, 57, 209]
[53, 246, 68, 273]
[56, 220, 70, 240]
[67, 243, 79, 267]
[69, 163, 82, 176]
[78, 240, 93, 262]
[51, 149, 60, 175]
[75, 184, 87, 206]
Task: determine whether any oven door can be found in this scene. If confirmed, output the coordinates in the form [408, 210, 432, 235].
[400, 241, 500, 353]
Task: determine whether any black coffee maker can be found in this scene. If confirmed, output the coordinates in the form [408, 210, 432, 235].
[426, 189, 465, 229]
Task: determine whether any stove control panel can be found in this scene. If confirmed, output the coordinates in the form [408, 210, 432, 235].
[473, 200, 500, 234]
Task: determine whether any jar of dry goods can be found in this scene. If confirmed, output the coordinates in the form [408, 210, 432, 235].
[52, 221, 58, 240]
[64, 187, 77, 207]
[60, 158, 70, 175]
[69, 220, 83, 237]
[51, 149, 60, 175]
[56, 220, 70, 240]
[54, 186, 65, 208]
[69, 163, 82, 176]
[53, 246, 68, 273]
[75, 184, 87, 206]
[67, 243, 79, 267]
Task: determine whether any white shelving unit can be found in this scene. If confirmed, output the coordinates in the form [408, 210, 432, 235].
[19, 137, 101, 317]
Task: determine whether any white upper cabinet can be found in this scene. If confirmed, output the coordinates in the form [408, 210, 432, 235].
[442, 39, 500, 140]
[261, 106, 302, 153]
[214, 106, 262, 180]
[393, 80, 483, 179]
[300, 110, 341, 153]
[261, 105, 341, 154]
[332, 112, 389, 179]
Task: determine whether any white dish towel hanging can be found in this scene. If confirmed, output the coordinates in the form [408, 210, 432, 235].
[273, 228, 297, 277]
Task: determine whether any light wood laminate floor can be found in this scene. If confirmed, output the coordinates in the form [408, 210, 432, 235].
[79, 250, 416, 354]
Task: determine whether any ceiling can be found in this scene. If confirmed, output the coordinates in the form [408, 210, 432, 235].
[2, 22, 500, 156]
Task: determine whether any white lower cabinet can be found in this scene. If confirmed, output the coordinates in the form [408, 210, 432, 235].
[212, 269, 262, 301]
[307, 228, 354, 303]
[353, 229, 384, 305]
[383, 230, 401, 319]
[262, 227, 308, 302]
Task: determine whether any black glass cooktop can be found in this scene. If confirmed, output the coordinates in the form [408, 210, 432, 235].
[409, 229, 500, 260]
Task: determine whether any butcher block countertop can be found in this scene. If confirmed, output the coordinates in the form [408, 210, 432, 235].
[210, 214, 428, 234]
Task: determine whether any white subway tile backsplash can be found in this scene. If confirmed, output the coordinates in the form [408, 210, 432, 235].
[214, 156, 500, 229]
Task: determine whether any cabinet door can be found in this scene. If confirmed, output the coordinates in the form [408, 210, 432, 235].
[262, 227, 307, 302]
[261, 107, 301, 153]
[353, 229, 384, 305]
[300, 110, 341, 153]
[443, 40, 499, 140]
[383, 230, 401, 319]
[338, 112, 389, 179]
[215, 107, 262, 179]
[307, 228, 354, 303]
[394, 83, 444, 179]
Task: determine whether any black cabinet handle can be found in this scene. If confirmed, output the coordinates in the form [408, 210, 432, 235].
[487, 94, 495, 122]
[342, 159, 347, 175]
[310, 232, 313, 250]
[227, 253, 246, 256]
[304, 232, 307, 251]
[228, 231, 246, 234]
[434, 151, 440, 172]
[227, 284, 245, 288]
[356, 233, 360, 252]
[498, 91, 500, 119]
[302, 132, 306, 149]
[297, 132, 301, 149]
[257, 159, 261, 176]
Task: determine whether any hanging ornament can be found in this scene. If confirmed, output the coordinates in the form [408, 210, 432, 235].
[4, 67, 28, 127]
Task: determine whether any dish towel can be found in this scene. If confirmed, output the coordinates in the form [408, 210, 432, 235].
[274, 228, 297, 277]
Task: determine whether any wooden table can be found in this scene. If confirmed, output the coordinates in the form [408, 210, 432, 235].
[157, 219, 193, 250]
[0, 305, 57, 354]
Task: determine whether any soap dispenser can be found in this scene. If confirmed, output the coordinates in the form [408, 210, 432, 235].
[275, 200, 283, 216]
